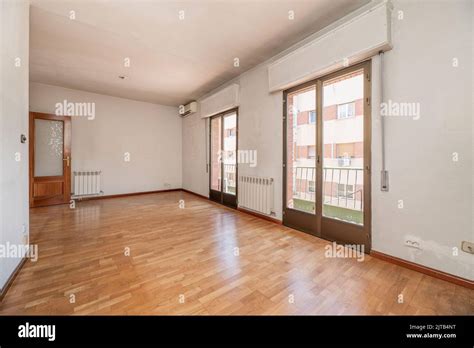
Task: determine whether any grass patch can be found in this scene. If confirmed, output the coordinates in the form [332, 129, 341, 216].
[293, 199, 363, 225]
[323, 204, 363, 225]
[293, 199, 315, 213]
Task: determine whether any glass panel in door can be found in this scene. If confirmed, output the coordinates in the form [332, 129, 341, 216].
[210, 116, 222, 192]
[322, 69, 364, 225]
[34, 119, 64, 177]
[223, 112, 237, 195]
[286, 86, 317, 214]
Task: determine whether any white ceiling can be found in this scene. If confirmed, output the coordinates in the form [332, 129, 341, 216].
[30, 0, 369, 106]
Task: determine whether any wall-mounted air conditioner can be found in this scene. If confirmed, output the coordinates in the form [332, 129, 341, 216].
[179, 101, 197, 116]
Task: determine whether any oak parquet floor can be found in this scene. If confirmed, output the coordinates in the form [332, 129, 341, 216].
[0, 191, 472, 315]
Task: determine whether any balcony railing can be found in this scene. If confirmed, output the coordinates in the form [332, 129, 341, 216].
[223, 163, 236, 194]
[292, 166, 363, 211]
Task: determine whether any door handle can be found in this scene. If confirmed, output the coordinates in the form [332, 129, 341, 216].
[63, 156, 70, 167]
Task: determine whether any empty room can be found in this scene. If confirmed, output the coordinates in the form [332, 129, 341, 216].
[0, 0, 472, 345]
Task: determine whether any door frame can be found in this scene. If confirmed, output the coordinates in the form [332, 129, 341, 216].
[282, 60, 372, 252]
[282, 81, 319, 236]
[208, 107, 239, 208]
[319, 60, 372, 252]
[29, 112, 72, 208]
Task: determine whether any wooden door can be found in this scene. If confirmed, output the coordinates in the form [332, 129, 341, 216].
[29, 112, 72, 207]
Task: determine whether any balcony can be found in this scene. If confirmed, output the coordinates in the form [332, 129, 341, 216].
[289, 166, 364, 224]
[223, 163, 236, 194]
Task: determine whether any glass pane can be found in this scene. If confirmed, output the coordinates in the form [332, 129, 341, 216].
[34, 119, 64, 177]
[223, 113, 237, 195]
[210, 116, 222, 191]
[322, 69, 364, 225]
[286, 86, 316, 214]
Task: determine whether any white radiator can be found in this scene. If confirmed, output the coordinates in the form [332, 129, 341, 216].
[73, 171, 102, 197]
[238, 175, 274, 215]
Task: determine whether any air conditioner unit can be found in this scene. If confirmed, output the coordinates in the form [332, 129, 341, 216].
[179, 101, 197, 116]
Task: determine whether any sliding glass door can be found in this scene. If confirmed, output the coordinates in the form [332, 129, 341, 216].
[283, 61, 371, 251]
[209, 109, 238, 208]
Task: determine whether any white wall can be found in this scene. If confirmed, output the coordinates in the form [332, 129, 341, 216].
[182, 0, 473, 280]
[30, 83, 182, 196]
[370, 0, 473, 280]
[182, 63, 283, 220]
[0, 0, 30, 290]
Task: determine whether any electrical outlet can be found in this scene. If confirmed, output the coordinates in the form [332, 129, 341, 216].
[461, 241, 474, 254]
[404, 236, 422, 250]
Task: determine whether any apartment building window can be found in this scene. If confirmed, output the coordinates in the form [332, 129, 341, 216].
[337, 102, 355, 119]
[309, 110, 316, 124]
[337, 183, 345, 197]
[337, 184, 355, 198]
[308, 181, 315, 193]
[308, 145, 316, 159]
[346, 184, 354, 199]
